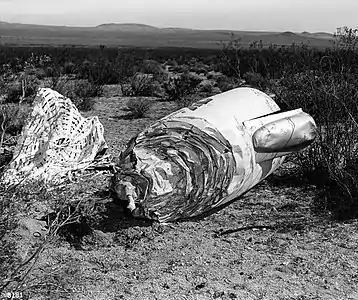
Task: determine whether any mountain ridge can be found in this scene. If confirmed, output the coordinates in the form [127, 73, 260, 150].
[0, 21, 335, 48]
[0, 21, 333, 35]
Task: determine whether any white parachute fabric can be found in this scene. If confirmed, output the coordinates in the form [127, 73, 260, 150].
[2, 88, 107, 184]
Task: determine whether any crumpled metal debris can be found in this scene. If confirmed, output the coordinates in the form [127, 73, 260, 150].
[114, 87, 316, 222]
[2, 88, 107, 185]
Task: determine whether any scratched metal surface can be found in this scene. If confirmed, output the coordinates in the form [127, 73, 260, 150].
[114, 88, 317, 222]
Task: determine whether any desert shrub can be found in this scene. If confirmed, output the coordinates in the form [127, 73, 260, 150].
[53, 78, 102, 111]
[243, 72, 270, 90]
[199, 81, 214, 93]
[215, 76, 242, 92]
[0, 183, 37, 293]
[129, 73, 155, 97]
[219, 35, 244, 78]
[34, 68, 46, 80]
[140, 59, 164, 75]
[0, 185, 20, 289]
[121, 84, 134, 97]
[3, 76, 39, 104]
[76, 50, 140, 86]
[273, 70, 358, 123]
[165, 59, 178, 67]
[0, 103, 30, 138]
[0, 52, 42, 104]
[273, 69, 358, 219]
[296, 121, 358, 219]
[43, 66, 59, 78]
[188, 61, 209, 74]
[0, 103, 30, 171]
[77, 59, 120, 85]
[163, 73, 201, 106]
[206, 71, 224, 80]
[0, 77, 6, 98]
[23, 77, 40, 101]
[151, 81, 166, 98]
[0, 103, 30, 170]
[4, 81, 22, 103]
[198, 80, 221, 96]
[0, 180, 103, 295]
[121, 73, 164, 97]
[62, 61, 77, 75]
[334, 26, 358, 50]
[125, 98, 152, 118]
[76, 97, 96, 112]
[78, 60, 111, 84]
[170, 64, 190, 73]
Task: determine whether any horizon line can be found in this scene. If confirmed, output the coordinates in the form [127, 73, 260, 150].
[0, 19, 334, 34]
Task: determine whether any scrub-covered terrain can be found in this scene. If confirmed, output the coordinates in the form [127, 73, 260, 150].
[3, 94, 356, 300]
[2, 33, 358, 299]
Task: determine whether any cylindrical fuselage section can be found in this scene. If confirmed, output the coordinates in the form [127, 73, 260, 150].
[115, 88, 314, 222]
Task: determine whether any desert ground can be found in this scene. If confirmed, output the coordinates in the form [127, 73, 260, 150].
[7, 89, 357, 300]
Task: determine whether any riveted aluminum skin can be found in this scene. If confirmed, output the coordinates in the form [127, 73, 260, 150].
[114, 87, 316, 222]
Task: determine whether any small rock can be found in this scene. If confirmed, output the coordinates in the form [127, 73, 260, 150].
[9, 217, 48, 260]
[17, 217, 48, 239]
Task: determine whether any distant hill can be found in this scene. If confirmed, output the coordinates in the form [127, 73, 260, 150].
[0, 21, 335, 49]
[300, 31, 334, 40]
[95, 23, 161, 32]
[280, 31, 296, 36]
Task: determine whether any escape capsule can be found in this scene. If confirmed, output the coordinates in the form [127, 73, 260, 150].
[114, 87, 316, 222]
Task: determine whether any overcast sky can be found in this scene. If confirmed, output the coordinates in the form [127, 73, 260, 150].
[0, 0, 356, 32]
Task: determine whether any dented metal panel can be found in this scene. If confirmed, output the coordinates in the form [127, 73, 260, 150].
[114, 87, 317, 222]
